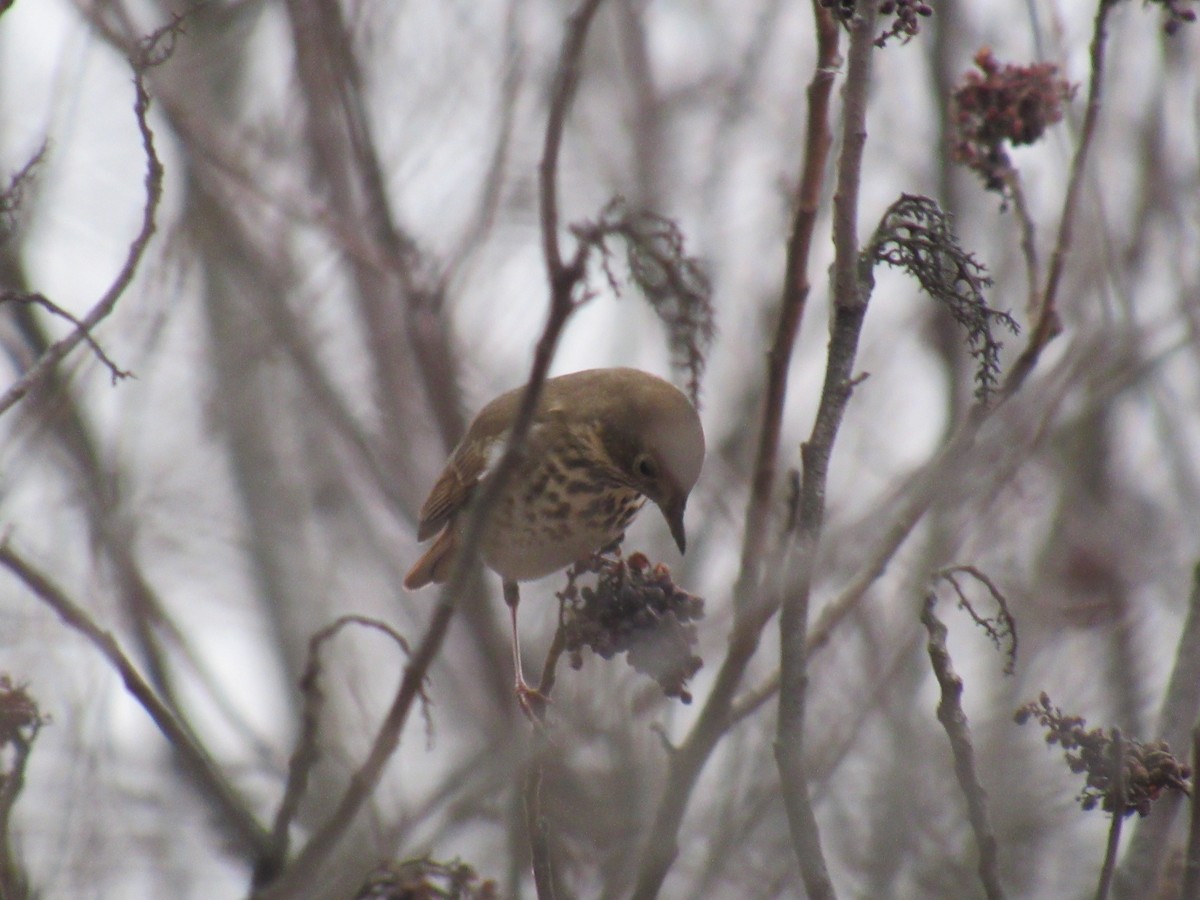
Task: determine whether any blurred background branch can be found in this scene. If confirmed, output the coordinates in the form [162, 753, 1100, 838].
[0, 0, 1198, 897]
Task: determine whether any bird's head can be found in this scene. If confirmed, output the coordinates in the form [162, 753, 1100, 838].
[600, 372, 705, 555]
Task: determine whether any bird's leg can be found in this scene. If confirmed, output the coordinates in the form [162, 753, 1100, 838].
[503, 579, 547, 717]
[588, 536, 625, 574]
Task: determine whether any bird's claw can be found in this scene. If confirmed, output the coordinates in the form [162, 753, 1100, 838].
[515, 677, 551, 722]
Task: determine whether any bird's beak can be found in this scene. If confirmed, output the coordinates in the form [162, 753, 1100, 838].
[659, 491, 688, 555]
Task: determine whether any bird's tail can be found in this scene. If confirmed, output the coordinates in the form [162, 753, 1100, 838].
[402, 528, 457, 590]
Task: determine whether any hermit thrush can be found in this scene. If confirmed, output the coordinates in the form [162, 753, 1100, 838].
[403, 367, 705, 700]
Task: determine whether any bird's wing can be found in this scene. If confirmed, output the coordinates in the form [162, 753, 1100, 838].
[415, 437, 497, 541]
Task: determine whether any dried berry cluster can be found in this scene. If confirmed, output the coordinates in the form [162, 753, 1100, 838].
[951, 48, 1076, 193]
[355, 857, 497, 900]
[559, 552, 704, 704]
[1016, 693, 1192, 818]
[876, 1, 933, 47]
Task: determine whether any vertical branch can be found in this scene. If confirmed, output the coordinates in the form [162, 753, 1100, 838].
[1005, 0, 1114, 393]
[525, 627, 568, 899]
[524, 748, 563, 900]
[1096, 729, 1126, 900]
[774, 3, 878, 895]
[1181, 725, 1200, 898]
[630, 3, 841, 896]
[920, 596, 1006, 900]
[1115, 563, 1200, 894]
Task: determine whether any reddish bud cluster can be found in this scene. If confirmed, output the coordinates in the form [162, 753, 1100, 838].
[1016, 693, 1192, 818]
[951, 48, 1076, 193]
[876, 0, 933, 47]
[560, 552, 704, 704]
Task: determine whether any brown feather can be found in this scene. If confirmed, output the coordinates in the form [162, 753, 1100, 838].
[415, 443, 489, 540]
[403, 527, 458, 589]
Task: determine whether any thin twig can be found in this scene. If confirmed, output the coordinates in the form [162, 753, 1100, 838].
[936, 565, 1017, 675]
[1002, 169, 1041, 318]
[920, 594, 1006, 900]
[0, 291, 131, 382]
[522, 610, 569, 899]
[0, 61, 162, 417]
[253, 3, 606, 894]
[0, 542, 270, 857]
[1005, 0, 1114, 395]
[1115, 562, 1200, 892]
[1096, 729, 1126, 900]
[254, 616, 414, 890]
[630, 4, 841, 895]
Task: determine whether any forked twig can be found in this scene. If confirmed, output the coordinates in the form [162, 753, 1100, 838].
[254, 616, 415, 889]
[0, 49, 165, 417]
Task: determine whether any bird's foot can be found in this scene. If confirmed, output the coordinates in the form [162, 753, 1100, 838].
[515, 676, 551, 722]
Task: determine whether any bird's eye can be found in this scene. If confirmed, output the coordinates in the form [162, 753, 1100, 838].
[634, 454, 658, 480]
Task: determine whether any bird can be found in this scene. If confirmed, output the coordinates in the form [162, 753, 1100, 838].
[403, 367, 705, 704]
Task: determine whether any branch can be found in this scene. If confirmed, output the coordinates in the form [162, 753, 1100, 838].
[0, 291, 131, 383]
[1004, 0, 1115, 395]
[253, 2, 607, 894]
[1114, 562, 1200, 892]
[1181, 725, 1200, 898]
[0, 57, 162, 417]
[253, 616, 415, 890]
[0, 542, 270, 858]
[774, 3, 881, 894]
[1096, 729, 1126, 900]
[920, 594, 1006, 900]
[0, 677, 43, 899]
[630, 3, 841, 895]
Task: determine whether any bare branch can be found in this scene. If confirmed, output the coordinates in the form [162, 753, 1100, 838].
[0, 54, 163, 417]
[631, 3, 842, 894]
[935, 565, 1017, 675]
[254, 616, 415, 890]
[0, 541, 270, 858]
[1096, 729, 1126, 900]
[774, 0, 880, 891]
[0, 291, 132, 384]
[1115, 562, 1200, 891]
[920, 594, 1006, 900]
[1182, 725, 1200, 898]
[1005, 0, 1115, 394]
